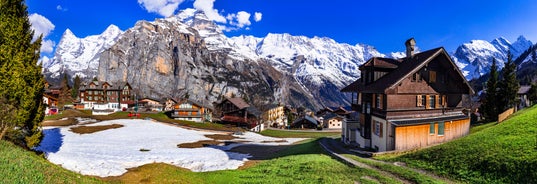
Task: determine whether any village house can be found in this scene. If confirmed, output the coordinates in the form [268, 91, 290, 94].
[78, 80, 134, 114]
[262, 105, 287, 128]
[171, 99, 213, 122]
[290, 115, 320, 129]
[322, 112, 344, 129]
[214, 97, 261, 130]
[43, 81, 60, 115]
[341, 38, 474, 152]
[138, 98, 163, 112]
[162, 98, 178, 111]
[518, 85, 531, 110]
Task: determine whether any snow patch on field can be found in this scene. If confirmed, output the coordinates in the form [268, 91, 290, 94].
[35, 119, 304, 177]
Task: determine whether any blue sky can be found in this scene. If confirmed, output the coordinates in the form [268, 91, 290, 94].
[27, 0, 537, 57]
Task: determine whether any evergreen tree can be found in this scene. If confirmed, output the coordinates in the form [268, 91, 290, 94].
[71, 75, 80, 99]
[498, 51, 520, 112]
[528, 83, 537, 105]
[58, 73, 72, 109]
[0, 0, 45, 147]
[480, 58, 499, 121]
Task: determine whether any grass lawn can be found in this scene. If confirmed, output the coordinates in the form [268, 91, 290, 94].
[0, 140, 102, 183]
[377, 105, 537, 183]
[259, 129, 341, 138]
[105, 139, 401, 184]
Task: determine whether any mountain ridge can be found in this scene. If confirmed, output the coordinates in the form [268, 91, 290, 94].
[42, 9, 534, 109]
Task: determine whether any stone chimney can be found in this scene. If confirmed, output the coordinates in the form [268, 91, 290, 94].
[405, 38, 416, 58]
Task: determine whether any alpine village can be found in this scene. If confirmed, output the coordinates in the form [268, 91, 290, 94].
[2, 1, 537, 183]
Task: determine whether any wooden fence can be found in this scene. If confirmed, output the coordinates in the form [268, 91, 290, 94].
[498, 108, 515, 123]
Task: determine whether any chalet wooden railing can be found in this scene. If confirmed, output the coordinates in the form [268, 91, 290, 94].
[498, 108, 515, 123]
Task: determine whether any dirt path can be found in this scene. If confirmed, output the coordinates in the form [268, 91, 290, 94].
[319, 138, 457, 184]
[319, 138, 413, 184]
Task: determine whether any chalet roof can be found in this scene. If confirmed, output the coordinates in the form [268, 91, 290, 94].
[341, 47, 474, 94]
[322, 112, 340, 120]
[179, 98, 214, 110]
[292, 115, 319, 126]
[389, 114, 468, 126]
[226, 97, 250, 109]
[80, 80, 131, 91]
[361, 57, 402, 69]
[518, 85, 531, 94]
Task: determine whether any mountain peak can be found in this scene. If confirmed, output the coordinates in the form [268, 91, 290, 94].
[103, 24, 122, 34]
[62, 28, 77, 39]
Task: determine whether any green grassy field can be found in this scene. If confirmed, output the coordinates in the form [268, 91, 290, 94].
[378, 105, 537, 183]
[0, 140, 103, 183]
[105, 139, 400, 184]
[259, 129, 341, 138]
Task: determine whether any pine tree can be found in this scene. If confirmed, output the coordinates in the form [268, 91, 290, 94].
[71, 75, 80, 99]
[58, 73, 72, 109]
[498, 51, 520, 112]
[0, 0, 45, 148]
[480, 58, 499, 121]
[528, 83, 537, 105]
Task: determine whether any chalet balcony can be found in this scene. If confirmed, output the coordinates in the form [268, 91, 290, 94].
[171, 114, 203, 118]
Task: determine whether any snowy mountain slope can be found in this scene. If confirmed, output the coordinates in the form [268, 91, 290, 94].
[452, 36, 533, 80]
[43, 25, 123, 79]
[43, 8, 534, 108]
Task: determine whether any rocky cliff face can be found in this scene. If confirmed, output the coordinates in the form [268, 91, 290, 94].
[97, 14, 320, 109]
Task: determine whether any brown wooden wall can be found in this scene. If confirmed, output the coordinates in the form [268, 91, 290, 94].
[394, 118, 469, 151]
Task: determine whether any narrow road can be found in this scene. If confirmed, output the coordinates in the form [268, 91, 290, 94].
[319, 138, 412, 184]
[319, 138, 457, 184]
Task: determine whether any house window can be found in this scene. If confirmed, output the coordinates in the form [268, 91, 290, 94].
[366, 103, 371, 114]
[412, 72, 421, 82]
[429, 71, 437, 83]
[438, 122, 445, 136]
[428, 95, 435, 109]
[89, 91, 93, 95]
[430, 122, 435, 134]
[374, 120, 383, 137]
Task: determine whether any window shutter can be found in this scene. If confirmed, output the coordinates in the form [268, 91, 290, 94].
[425, 95, 430, 108]
[379, 122, 383, 138]
[442, 95, 447, 106]
[380, 95, 383, 109]
[417, 95, 422, 107]
[435, 95, 440, 108]
[372, 94, 376, 107]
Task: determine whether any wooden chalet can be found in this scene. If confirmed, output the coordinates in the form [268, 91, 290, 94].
[214, 97, 260, 128]
[79, 81, 133, 110]
[341, 38, 474, 151]
[171, 99, 213, 122]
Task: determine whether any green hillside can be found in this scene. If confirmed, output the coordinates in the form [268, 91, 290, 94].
[0, 140, 102, 183]
[381, 106, 537, 183]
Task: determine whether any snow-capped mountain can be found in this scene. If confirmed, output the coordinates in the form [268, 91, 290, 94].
[452, 36, 533, 80]
[43, 24, 123, 79]
[43, 8, 534, 108]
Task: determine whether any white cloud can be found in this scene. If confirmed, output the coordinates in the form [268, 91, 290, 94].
[193, 0, 226, 23]
[29, 13, 55, 54]
[138, 0, 185, 17]
[56, 5, 67, 11]
[254, 12, 262, 22]
[236, 11, 251, 28]
[29, 13, 54, 41]
[40, 40, 55, 54]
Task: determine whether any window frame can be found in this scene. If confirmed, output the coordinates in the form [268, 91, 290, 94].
[438, 122, 445, 136]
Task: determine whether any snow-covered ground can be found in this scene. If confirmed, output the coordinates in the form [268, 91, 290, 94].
[35, 119, 305, 177]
